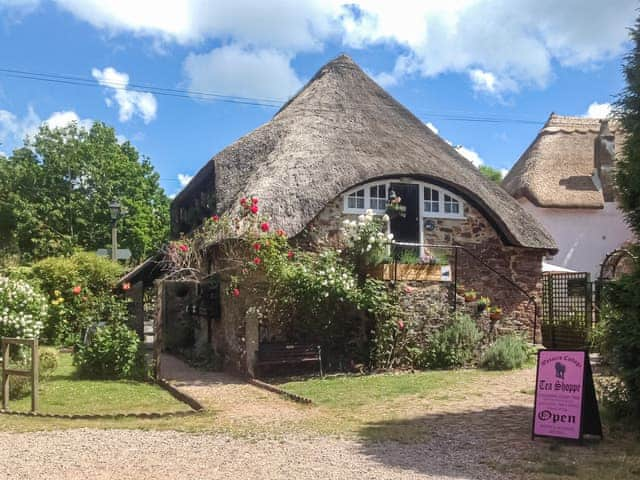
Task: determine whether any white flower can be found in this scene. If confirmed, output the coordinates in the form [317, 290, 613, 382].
[387, 233, 394, 240]
[365, 209, 373, 216]
[382, 214, 390, 222]
[358, 214, 365, 222]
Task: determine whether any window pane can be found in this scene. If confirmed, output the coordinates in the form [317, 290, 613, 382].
[348, 197, 356, 209]
[444, 203, 451, 213]
[356, 198, 365, 209]
[432, 202, 439, 212]
[450, 201, 459, 214]
[432, 189, 439, 201]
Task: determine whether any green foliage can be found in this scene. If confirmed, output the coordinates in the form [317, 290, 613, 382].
[2, 347, 59, 400]
[29, 252, 125, 345]
[74, 323, 145, 379]
[615, 17, 640, 237]
[0, 276, 47, 339]
[598, 272, 640, 421]
[0, 122, 170, 262]
[479, 165, 504, 183]
[480, 334, 533, 370]
[421, 314, 482, 369]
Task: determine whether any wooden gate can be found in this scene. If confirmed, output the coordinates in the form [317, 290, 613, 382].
[542, 272, 592, 349]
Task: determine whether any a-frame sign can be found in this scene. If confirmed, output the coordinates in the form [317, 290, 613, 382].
[532, 350, 602, 442]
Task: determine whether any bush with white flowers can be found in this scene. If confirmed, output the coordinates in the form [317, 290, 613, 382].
[342, 209, 393, 271]
[0, 276, 47, 339]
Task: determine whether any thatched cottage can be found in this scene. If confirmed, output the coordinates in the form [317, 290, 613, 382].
[503, 114, 634, 278]
[133, 55, 557, 374]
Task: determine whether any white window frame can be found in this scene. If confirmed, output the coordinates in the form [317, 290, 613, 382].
[343, 179, 465, 220]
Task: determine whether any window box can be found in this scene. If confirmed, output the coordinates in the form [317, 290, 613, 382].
[368, 263, 450, 281]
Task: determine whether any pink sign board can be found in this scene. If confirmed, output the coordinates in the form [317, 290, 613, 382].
[533, 350, 586, 439]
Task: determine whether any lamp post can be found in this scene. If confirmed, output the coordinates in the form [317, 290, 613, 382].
[109, 199, 122, 262]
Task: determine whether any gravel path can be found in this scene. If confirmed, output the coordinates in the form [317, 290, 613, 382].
[0, 429, 508, 480]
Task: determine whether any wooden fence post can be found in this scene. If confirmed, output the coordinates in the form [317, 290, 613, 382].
[31, 338, 38, 412]
[2, 340, 8, 411]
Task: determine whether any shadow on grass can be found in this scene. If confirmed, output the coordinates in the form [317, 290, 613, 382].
[356, 405, 540, 479]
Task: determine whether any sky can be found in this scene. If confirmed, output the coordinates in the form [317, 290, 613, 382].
[0, 0, 636, 198]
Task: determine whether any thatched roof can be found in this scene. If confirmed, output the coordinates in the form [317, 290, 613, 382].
[174, 54, 556, 251]
[502, 113, 623, 209]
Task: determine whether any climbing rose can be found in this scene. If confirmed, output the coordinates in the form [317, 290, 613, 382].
[276, 228, 286, 237]
[72, 285, 82, 295]
[122, 282, 131, 291]
[211, 214, 219, 222]
[260, 222, 270, 232]
[240, 197, 247, 206]
[253, 257, 262, 265]
[250, 205, 259, 214]
[179, 244, 189, 252]
[287, 251, 295, 260]
[253, 242, 261, 251]
[232, 288, 240, 297]
[397, 319, 405, 330]
[251, 197, 258, 205]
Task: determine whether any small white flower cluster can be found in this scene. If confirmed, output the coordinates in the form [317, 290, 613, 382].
[0, 276, 47, 339]
[342, 209, 393, 255]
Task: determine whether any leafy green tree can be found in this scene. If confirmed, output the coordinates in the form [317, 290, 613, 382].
[479, 165, 504, 183]
[0, 122, 169, 262]
[616, 17, 640, 236]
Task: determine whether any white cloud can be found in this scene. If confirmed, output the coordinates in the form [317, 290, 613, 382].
[177, 173, 193, 187]
[500, 168, 509, 178]
[183, 44, 303, 100]
[455, 145, 483, 167]
[0, 106, 40, 146]
[91, 67, 158, 123]
[8, 1, 636, 97]
[0, 107, 93, 152]
[425, 122, 438, 134]
[584, 102, 612, 119]
[44, 110, 93, 130]
[0, 0, 39, 18]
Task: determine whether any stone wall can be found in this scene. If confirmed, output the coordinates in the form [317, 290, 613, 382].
[307, 192, 544, 340]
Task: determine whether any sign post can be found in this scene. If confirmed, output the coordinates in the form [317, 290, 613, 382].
[532, 349, 602, 442]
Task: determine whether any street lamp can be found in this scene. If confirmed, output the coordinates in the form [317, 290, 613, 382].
[109, 199, 122, 261]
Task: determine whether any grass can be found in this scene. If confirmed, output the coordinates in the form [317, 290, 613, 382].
[3, 353, 191, 416]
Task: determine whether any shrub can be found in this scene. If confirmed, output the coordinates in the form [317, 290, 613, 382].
[1, 347, 59, 400]
[598, 272, 640, 421]
[29, 252, 125, 345]
[0, 276, 47, 339]
[421, 314, 482, 368]
[480, 335, 533, 370]
[74, 323, 145, 379]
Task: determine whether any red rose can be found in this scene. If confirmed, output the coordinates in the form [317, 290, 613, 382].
[276, 228, 286, 237]
[232, 288, 240, 297]
[72, 285, 82, 295]
[211, 214, 219, 222]
[179, 244, 189, 252]
[260, 222, 270, 232]
[250, 205, 258, 214]
[253, 242, 261, 251]
[122, 282, 131, 291]
[251, 197, 258, 205]
[287, 251, 295, 260]
[397, 319, 405, 330]
[240, 197, 247, 206]
[253, 257, 262, 265]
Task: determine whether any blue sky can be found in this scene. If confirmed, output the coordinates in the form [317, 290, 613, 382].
[0, 0, 635, 198]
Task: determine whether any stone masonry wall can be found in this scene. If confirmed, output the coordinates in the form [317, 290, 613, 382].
[307, 192, 544, 341]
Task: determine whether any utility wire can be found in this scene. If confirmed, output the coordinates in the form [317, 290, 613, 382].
[0, 66, 546, 125]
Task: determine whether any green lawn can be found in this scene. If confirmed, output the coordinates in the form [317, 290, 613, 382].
[4, 353, 191, 416]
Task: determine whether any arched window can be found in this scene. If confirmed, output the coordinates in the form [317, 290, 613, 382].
[343, 180, 464, 219]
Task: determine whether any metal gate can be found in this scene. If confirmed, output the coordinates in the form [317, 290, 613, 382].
[542, 272, 592, 349]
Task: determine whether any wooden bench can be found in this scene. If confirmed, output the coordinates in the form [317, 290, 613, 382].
[256, 343, 323, 377]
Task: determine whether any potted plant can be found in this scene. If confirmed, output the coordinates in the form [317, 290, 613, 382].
[385, 190, 407, 219]
[489, 306, 503, 321]
[464, 289, 478, 302]
[477, 296, 491, 313]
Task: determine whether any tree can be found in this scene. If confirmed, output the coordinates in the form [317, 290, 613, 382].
[616, 16, 640, 237]
[0, 122, 170, 262]
[479, 165, 504, 183]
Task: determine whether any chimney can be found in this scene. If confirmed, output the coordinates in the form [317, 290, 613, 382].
[593, 119, 616, 202]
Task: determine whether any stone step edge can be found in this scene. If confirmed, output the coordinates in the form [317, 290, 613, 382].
[247, 378, 314, 405]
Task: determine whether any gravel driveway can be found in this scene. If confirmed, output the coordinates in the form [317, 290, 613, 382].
[0, 429, 508, 480]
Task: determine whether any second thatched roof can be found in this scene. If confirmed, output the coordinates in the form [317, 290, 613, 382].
[174, 54, 556, 252]
[502, 113, 623, 209]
